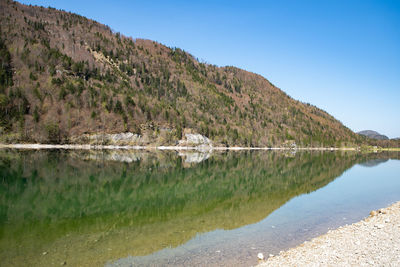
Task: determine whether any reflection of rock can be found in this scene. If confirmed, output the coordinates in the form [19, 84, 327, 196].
[73, 150, 142, 163]
[71, 150, 215, 165]
[284, 150, 297, 158]
[178, 133, 212, 147]
[178, 151, 211, 164]
[103, 151, 142, 163]
[359, 159, 389, 167]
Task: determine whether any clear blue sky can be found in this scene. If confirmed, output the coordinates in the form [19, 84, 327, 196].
[19, 0, 400, 138]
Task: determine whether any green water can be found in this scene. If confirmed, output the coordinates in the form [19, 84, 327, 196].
[0, 149, 399, 266]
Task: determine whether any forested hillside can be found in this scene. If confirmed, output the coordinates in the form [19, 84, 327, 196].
[0, 0, 379, 147]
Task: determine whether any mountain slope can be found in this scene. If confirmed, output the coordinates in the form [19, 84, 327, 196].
[0, 0, 365, 147]
[357, 130, 389, 140]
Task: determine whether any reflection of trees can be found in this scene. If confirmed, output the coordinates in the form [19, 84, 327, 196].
[0, 150, 399, 266]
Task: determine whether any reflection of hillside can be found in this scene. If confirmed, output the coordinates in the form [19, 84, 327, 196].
[358, 158, 389, 167]
[0, 150, 399, 266]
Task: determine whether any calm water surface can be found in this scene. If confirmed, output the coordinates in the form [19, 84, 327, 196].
[0, 149, 399, 266]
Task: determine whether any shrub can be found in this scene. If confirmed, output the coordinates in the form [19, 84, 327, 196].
[33, 106, 40, 122]
[45, 122, 60, 143]
[29, 72, 38, 81]
[114, 100, 123, 114]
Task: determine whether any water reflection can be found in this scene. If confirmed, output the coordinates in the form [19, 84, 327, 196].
[0, 149, 399, 266]
[358, 158, 389, 167]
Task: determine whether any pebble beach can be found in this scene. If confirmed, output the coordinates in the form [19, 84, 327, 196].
[257, 201, 400, 266]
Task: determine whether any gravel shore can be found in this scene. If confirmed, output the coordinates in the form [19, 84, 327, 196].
[257, 201, 400, 266]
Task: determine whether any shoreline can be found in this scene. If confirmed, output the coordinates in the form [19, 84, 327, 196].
[0, 143, 358, 151]
[257, 201, 400, 266]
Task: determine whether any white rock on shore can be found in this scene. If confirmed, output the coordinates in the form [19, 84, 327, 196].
[178, 133, 212, 146]
[83, 132, 142, 145]
[257, 201, 400, 266]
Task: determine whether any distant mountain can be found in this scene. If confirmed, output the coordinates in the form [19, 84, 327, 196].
[0, 0, 376, 147]
[357, 130, 389, 140]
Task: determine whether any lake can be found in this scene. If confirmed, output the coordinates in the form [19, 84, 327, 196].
[0, 149, 399, 266]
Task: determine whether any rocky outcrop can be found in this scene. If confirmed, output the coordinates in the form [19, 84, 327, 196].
[66, 130, 214, 148]
[178, 133, 212, 147]
[70, 132, 143, 145]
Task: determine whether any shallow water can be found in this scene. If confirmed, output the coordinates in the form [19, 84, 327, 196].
[0, 149, 399, 266]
